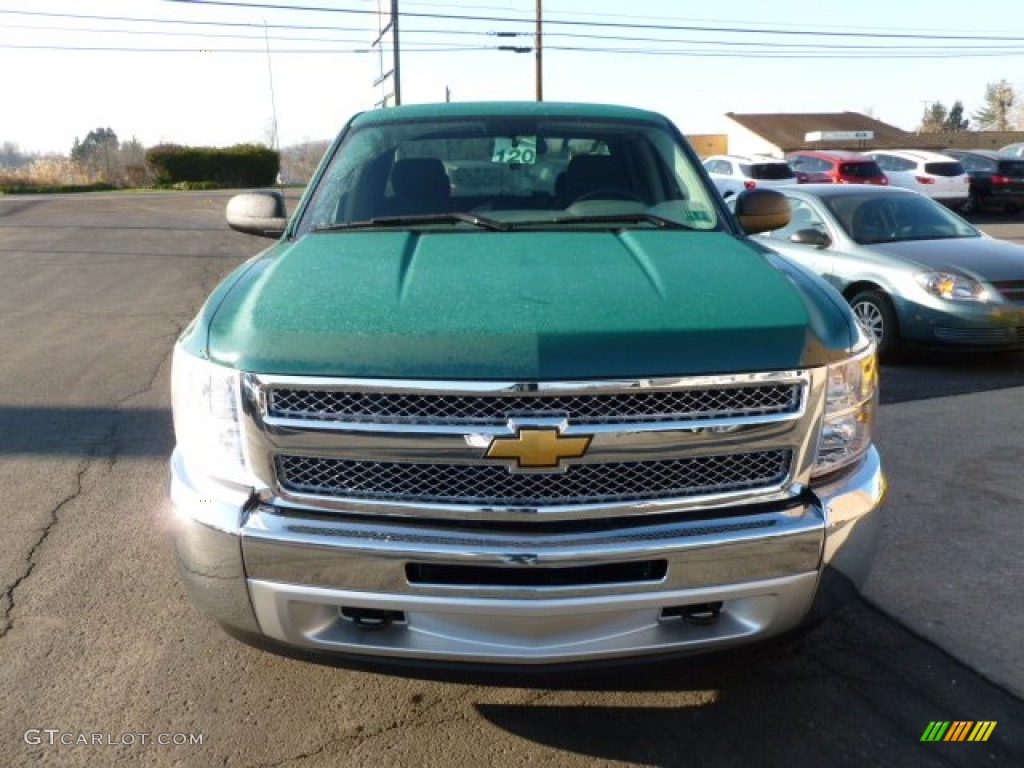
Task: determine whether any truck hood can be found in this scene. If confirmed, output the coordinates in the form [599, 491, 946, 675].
[203, 229, 854, 378]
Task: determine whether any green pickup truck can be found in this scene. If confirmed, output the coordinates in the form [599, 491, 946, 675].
[169, 102, 885, 666]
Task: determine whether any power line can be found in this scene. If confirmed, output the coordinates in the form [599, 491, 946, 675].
[7, 19, 1020, 53]
[0, 21, 372, 45]
[3, 3, 1022, 60]
[0, 8, 366, 33]
[545, 45, 1024, 59]
[4, 8, 1023, 56]
[156, 0, 1024, 42]
[0, 43, 492, 53]
[3, 39, 1023, 59]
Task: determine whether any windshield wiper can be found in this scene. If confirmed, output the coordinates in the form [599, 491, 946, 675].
[312, 212, 510, 232]
[541, 212, 694, 229]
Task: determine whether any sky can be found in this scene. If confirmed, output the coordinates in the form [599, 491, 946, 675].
[2, 0, 1023, 156]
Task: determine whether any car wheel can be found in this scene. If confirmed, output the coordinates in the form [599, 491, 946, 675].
[849, 290, 899, 356]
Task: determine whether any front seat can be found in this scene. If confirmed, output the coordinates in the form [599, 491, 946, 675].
[850, 200, 891, 242]
[556, 155, 631, 205]
[386, 157, 451, 216]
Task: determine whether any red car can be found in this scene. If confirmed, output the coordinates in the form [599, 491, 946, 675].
[786, 149, 888, 185]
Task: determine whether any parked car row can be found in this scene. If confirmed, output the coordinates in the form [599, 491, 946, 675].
[787, 150, 888, 186]
[865, 150, 969, 208]
[943, 149, 1024, 214]
[705, 145, 1024, 214]
[700, 154, 796, 197]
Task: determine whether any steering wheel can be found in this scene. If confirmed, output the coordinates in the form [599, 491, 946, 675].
[893, 224, 917, 239]
[573, 188, 644, 203]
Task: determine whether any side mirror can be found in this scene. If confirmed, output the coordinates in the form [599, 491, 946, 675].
[789, 227, 831, 248]
[226, 191, 287, 238]
[734, 189, 790, 234]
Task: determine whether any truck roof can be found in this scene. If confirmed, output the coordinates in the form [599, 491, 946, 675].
[350, 101, 673, 126]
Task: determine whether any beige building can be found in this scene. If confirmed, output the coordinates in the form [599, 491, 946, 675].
[719, 111, 1024, 158]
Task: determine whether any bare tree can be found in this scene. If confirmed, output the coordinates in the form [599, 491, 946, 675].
[972, 80, 1017, 131]
[71, 127, 119, 181]
[280, 140, 331, 185]
[0, 141, 34, 168]
[919, 102, 949, 133]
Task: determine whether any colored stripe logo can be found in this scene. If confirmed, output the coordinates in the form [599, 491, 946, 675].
[920, 721, 996, 742]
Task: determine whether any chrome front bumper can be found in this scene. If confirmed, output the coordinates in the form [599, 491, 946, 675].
[169, 446, 884, 664]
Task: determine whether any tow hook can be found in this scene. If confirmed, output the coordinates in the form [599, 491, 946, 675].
[661, 602, 723, 626]
[684, 602, 723, 626]
[341, 607, 404, 631]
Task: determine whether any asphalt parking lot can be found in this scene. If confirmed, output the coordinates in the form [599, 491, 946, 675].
[0, 191, 1022, 767]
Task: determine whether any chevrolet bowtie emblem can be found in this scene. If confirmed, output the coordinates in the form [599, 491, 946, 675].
[485, 427, 592, 470]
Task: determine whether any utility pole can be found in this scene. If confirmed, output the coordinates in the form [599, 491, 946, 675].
[371, 1, 400, 107]
[535, 0, 543, 101]
[392, 0, 401, 105]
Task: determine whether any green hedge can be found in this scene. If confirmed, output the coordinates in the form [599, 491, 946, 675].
[145, 144, 279, 187]
[0, 182, 117, 195]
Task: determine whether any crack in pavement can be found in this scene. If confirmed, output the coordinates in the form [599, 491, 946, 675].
[0, 458, 91, 640]
[1, 317, 187, 641]
[243, 688, 484, 768]
[0, 196, 247, 644]
[242, 712, 482, 768]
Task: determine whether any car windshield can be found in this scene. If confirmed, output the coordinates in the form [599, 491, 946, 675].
[839, 162, 883, 178]
[824, 193, 980, 244]
[296, 115, 719, 235]
[743, 163, 794, 180]
[923, 161, 964, 177]
[996, 160, 1024, 177]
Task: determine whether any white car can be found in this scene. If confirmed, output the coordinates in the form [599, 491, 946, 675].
[702, 154, 795, 199]
[866, 149, 969, 208]
[1000, 142, 1024, 158]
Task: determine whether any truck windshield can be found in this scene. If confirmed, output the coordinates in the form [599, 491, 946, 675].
[296, 116, 720, 235]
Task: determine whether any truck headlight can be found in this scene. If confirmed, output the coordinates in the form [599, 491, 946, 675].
[813, 344, 877, 478]
[171, 344, 251, 485]
[915, 272, 989, 302]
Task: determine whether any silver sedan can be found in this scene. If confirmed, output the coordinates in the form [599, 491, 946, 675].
[754, 185, 1024, 356]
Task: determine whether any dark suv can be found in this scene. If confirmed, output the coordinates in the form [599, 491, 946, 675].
[945, 149, 1024, 213]
[786, 150, 888, 186]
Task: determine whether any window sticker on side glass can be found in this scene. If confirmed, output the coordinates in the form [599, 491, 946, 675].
[491, 137, 537, 164]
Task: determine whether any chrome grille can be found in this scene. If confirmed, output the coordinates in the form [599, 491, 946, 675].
[275, 450, 792, 507]
[992, 280, 1024, 304]
[268, 384, 801, 425]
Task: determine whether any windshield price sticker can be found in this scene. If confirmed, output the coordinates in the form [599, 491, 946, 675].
[491, 137, 537, 164]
